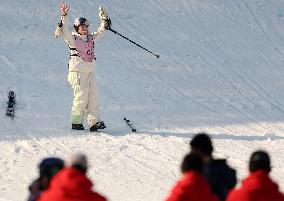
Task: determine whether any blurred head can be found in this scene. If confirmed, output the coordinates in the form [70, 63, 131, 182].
[74, 17, 89, 35]
[181, 153, 203, 174]
[39, 157, 64, 189]
[249, 150, 271, 173]
[66, 152, 88, 174]
[190, 132, 213, 163]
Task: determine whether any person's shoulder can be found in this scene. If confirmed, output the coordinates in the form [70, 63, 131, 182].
[227, 188, 244, 201]
[211, 158, 227, 165]
[210, 159, 235, 171]
[208, 159, 237, 185]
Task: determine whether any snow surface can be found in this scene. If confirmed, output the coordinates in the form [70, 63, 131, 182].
[1, 0, 284, 200]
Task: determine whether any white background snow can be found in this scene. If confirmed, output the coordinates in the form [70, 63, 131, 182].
[0, 0, 284, 200]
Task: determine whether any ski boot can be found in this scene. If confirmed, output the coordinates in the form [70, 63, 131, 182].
[90, 121, 106, 132]
[72, 124, 84, 130]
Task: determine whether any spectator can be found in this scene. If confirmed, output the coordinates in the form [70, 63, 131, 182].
[39, 152, 108, 201]
[190, 132, 237, 201]
[165, 153, 220, 201]
[28, 157, 64, 201]
[227, 150, 284, 201]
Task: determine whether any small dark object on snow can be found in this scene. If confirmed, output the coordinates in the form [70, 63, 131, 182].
[6, 91, 16, 117]
[8, 91, 16, 104]
[72, 124, 85, 130]
[124, 118, 136, 132]
[6, 106, 14, 117]
[90, 121, 106, 132]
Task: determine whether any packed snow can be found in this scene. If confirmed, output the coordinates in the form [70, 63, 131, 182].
[1, 0, 284, 200]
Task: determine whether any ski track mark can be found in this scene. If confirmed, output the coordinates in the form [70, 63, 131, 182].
[185, 1, 284, 133]
[178, 1, 269, 133]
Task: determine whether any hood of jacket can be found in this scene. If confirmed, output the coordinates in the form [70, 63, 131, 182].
[227, 170, 284, 201]
[242, 170, 279, 193]
[49, 167, 94, 197]
[165, 171, 220, 201]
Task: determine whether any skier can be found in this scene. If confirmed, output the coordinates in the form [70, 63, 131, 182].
[56, 2, 110, 131]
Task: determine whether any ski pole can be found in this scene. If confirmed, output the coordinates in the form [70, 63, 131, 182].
[108, 27, 160, 59]
[123, 118, 137, 132]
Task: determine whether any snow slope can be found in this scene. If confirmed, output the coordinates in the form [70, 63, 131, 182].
[1, 0, 284, 200]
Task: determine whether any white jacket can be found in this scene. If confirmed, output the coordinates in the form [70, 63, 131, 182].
[61, 15, 106, 73]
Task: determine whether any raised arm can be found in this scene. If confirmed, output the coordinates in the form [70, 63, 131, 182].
[91, 6, 110, 42]
[60, 2, 75, 47]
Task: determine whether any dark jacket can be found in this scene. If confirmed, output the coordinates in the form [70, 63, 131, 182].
[38, 167, 107, 201]
[165, 171, 220, 201]
[205, 159, 237, 201]
[27, 179, 42, 201]
[227, 170, 284, 201]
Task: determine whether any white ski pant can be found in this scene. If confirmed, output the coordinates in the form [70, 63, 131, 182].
[68, 71, 100, 127]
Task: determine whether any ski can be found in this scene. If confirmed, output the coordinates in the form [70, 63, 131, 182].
[123, 118, 136, 132]
[6, 91, 16, 117]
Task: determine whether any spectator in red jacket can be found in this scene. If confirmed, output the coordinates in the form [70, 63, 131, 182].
[165, 153, 220, 201]
[227, 150, 284, 201]
[39, 152, 107, 201]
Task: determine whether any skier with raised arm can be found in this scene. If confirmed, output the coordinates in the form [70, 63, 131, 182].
[56, 2, 110, 132]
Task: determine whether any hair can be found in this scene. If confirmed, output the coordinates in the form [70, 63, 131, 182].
[181, 153, 203, 174]
[74, 17, 88, 32]
[66, 152, 88, 174]
[190, 132, 213, 156]
[38, 157, 64, 189]
[73, 164, 87, 174]
[39, 157, 64, 179]
[249, 150, 271, 173]
[74, 26, 79, 32]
